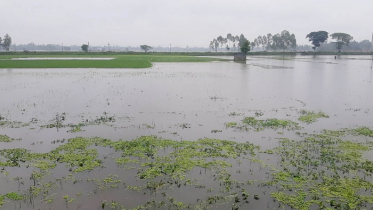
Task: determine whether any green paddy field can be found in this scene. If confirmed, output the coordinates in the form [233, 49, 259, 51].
[0, 53, 226, 68]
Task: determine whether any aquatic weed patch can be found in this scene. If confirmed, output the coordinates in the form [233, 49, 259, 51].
[351, 127, 373, 137]
[271, 131, 373, 209]
[242, 117, 301, 131]
[0, 135, 21, 142]
[298, 110, 329, 123]
[0, 132, 372, 209]
[0, 136, 266, 209]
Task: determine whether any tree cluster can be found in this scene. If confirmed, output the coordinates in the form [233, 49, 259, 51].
[306, 31, 354, 52]
[209, 34, 249, 52]
[251, 30, 296, 51]
[209, 30, 358, 53]
[317, 40, 370, 52]
[0, 34, 12, 51]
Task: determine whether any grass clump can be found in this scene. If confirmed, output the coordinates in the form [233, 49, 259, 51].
[5, 192, 25, 201]
[0, 135, 20, 142]
[68, 126, 83, 133]
[225, 122, 237, 128]
[298, 110, 329, 123]
[242, 117, 300, 131]
[351, 127, 373, 137]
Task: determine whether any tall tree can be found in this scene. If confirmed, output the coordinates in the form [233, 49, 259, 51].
[235, 35, 240, 51]
[251, 41, 256, 51]
[2, 34, 12, 51]
[216, 36, 224, 49]
[81, 44, 88, 52]
[330, 33, 353, 52]
[238, 34, 248, 49]
[262, 36, 268, 50]
[306, 31, 328, 51]
[209, 39, 219, 52]
[227, 33, 233, 48]
[241, 40, 251, 54]
[257, 36, 263, 49]
[140, 45, 152, 52]
[290, 33, 297, 50]
[269, 30, 296, 51]
[266, 34, 273, 50]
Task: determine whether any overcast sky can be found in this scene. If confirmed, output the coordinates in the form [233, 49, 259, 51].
[1, 0, 373, 47]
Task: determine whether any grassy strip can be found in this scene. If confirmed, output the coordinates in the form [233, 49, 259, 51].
[0, 54, 226, 69]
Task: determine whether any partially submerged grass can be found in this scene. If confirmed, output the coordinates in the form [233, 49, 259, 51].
[271, 130, 373, 209]
[242, 117, 301, 131]
[298, 109, 329, 123]
[352, 127, 373, 137]
[0, 135, 20, 142]
[0, 125, 372, 209]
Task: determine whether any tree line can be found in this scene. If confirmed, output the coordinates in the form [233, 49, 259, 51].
[210, 31, 363, 52]
[210, 30, 297, 53]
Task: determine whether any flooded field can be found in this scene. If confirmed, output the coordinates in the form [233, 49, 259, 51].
[0, 55, 373, 210]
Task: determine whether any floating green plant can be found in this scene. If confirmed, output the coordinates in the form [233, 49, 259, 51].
[271, 131, 373, 209]
[68, 126, 83, 133]
[298, 110, 329, 123]
[225, 122, 237, 128]
[242, 117, 301, 131]
[351, 126, 373, 137]
[0, 135, 21, 142]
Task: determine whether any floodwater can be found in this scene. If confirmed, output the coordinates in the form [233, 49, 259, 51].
[0, 55, 372, 209]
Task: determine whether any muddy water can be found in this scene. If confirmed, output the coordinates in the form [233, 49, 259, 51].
[0, 55, 372, 209]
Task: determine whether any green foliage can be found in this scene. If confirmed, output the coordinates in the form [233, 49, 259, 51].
[271, 132, 373, 209]
[240, 40, 251, 54]
[69, 126, 83, 133]
[0, 135, 21, 142]
[81, 44, 88, 52]
[242, 117, 300, 131]
[2, 34, 12, 51]
[225, 122, 237, 128]
[5, 192, 25, 200]
[331, 33, 353, 52]
[352, 127, 373, 137]
[270, 30, 297, 51]
[298, 110, 329, 123]
[140, 45, 152, 52]
[306, 31, 329, 51]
